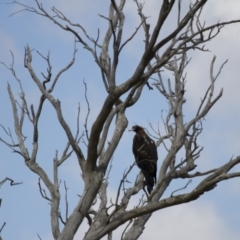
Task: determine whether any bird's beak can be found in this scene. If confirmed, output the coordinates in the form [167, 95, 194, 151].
[128, 127, 134, 132]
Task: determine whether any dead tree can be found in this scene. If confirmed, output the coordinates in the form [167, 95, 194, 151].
[1, 1, 240, 240]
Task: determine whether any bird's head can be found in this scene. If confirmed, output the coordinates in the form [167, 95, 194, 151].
[129, 125, 143, 133]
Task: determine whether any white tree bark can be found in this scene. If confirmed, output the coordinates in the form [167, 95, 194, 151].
[1, 0, 240, 240]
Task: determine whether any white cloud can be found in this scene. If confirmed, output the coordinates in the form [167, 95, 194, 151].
[141, 200, 240, 240]
[1, 1, 240, 240]
[203, 0, 240, 21]
[0, 30, 22, 64]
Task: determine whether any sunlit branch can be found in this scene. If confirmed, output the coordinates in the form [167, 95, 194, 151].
[24, 45, 86, 170]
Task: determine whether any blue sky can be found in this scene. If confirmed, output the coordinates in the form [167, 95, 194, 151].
[1, 1, 240, 239]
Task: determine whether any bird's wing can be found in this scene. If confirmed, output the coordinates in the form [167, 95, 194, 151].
[142, 135, 158, 161]
[133, 134, 157, 173]
[132, 134, 146, 158]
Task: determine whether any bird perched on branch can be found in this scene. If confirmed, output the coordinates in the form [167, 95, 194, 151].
[129, 125, 158, 194]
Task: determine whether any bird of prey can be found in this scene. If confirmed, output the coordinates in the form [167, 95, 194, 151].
[129, 125, 158, 194]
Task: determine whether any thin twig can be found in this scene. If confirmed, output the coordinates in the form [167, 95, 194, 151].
[0, 177, 22, 187]
[37, 233, 42, 240]
[171, 180, 192, 197]
[38, 178, 52, 202]
[83, 80, 90, 141]
[115, 162, 136, 206]
[0, 222, 6, 234]
[58, 212, 66, 225]
[64, 181, 69, 221]
[121, 220, 133, 240]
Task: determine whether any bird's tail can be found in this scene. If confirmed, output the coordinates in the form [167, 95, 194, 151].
[145, 174, 155, 194]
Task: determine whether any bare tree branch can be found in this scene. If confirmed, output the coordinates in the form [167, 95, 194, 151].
[1, 1, 240, 240]
[0, 177, 22, 187]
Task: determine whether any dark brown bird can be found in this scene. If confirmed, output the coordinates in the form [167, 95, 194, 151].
[129, 125, 158, 194]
